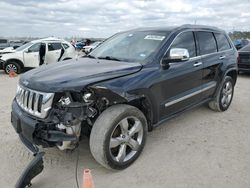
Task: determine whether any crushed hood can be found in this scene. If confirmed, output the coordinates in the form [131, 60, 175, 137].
[19, 57, 142, 92]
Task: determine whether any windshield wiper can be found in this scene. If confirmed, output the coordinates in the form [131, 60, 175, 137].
[97, 56, 121, 61]
[85, 54, 96, 59]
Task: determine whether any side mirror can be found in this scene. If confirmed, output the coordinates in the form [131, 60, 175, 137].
[161, 48, 190, 67]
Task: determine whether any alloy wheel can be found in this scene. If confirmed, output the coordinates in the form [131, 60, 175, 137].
[221, 81, 233, 108]
[6, 64, 17, 74]
[109, 116, 144, 163]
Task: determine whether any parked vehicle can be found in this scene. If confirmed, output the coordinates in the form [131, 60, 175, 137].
[0, 39, 9, 50]
[75, 41, 86, 50]
[11, 25, 238, 171]
[234, 39, 249, 50]
[0, 39, 27, 50]
[238, 44, 250, 73]
[83, 41, 102, 53]
[0, 37, 76, 74]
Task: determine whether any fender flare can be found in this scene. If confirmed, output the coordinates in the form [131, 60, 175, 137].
[213, 67, 237, 98]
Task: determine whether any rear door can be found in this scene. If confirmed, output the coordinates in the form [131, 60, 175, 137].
[196, 31, 221, 100]
[45, 42, 62, 64]
[23, 42, 41, 67]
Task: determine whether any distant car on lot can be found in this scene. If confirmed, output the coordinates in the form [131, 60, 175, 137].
[0, 37, 76, 74]
[0, 39, 9, 50]
[238, 44, 250, 73]
[11, 25, 238, 171]
[234, 39, 249, 50]
[83, 41, 102, 53]
[75, 41, 86, 50]
[0, 39, 27, 50]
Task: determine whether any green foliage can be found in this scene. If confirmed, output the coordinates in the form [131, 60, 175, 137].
[229, 31, 250, 41]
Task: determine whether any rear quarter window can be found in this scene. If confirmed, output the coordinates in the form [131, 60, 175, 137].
[197, 32, 217, 55]
[214, 33, 231, 51]
[62, 43, 70, 49]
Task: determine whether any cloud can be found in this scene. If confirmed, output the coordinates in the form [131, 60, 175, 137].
[0, 0, 250, 38]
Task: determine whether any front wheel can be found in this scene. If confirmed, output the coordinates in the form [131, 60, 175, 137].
[89, 104, 147, 169]
[208, 76, 234, 112]
[4, 61, 21, 74]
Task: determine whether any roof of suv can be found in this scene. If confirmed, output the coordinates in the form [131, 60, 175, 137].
[31, 37, 68, 43]
[129, 24, 223, 33]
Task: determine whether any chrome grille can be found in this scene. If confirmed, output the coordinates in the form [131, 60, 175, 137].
[16, 85, 54, 118]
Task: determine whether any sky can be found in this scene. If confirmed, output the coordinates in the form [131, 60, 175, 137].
[0, 0, 250, 38]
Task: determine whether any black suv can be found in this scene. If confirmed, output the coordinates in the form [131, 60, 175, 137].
[11, 25, 238, 170]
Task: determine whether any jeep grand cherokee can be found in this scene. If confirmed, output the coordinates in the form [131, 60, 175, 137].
[11, 25, 238, 171]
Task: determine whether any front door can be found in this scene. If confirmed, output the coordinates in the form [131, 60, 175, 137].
[23, 42, 41, 67]
[156, 31, 204, 120]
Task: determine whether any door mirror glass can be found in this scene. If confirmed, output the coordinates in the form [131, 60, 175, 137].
[168, 48, 190, 61]
[161, 48, 190, 67]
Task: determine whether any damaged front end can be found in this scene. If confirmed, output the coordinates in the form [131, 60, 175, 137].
[11, 84, 133, 187]
[33, 90, 102, 150]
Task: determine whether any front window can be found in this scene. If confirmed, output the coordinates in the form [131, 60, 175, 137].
[90, 31, 170, 62]
[15, 42, 33, 51]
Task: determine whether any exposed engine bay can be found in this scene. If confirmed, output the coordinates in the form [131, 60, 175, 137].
[33, 88, 117, 150]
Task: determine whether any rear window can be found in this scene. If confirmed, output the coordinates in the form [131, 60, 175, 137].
[197, 32, 217, 55]
[239, 45, 250, 52]
[48, 43, 62, 51]
[214, 33, 231, 51]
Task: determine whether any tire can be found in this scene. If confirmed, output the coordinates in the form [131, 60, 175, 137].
[89, 104, 147, 170]
[4, 61, 21, 74]
[208, 76, 234, 112]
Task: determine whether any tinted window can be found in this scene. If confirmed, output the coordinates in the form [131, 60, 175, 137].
[48, 43, 62, 51]
[239, 45, 250, 52]
[197, 32, 217, 55]
[170, 32, 196, 58]
[28, 43, 41, 52]
[62, 43, 69, 49]
[214, 33, 231, 51]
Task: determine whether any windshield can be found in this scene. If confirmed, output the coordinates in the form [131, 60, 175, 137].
[91, 41, 101, 46]
[90, 31, 169, 62]
[15, 42, 33, 51]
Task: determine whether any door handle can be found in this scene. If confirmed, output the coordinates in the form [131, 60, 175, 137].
[193, 62, 203, 67]
[219, 56, 226, 60]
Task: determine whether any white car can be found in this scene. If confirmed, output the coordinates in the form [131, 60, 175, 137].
[83, 41, 102, 53]
[0, 37, 76, 74]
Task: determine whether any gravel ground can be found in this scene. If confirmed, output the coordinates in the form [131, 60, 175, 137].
[0, 70, 250, 188]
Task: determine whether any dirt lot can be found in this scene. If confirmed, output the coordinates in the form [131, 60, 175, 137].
[0, 70, 250, 188]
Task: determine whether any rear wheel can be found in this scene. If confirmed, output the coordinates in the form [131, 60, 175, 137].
[89, 104, 147, 169]
[4, 61, 21, 74]
[208, 76, 234, 112]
